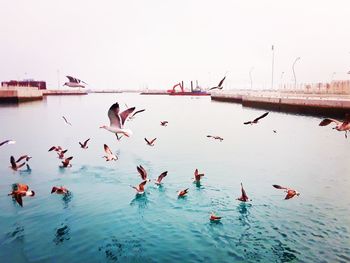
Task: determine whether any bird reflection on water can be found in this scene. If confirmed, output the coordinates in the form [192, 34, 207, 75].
[130, 193, 149, 209]
[53, 223, 70, 245]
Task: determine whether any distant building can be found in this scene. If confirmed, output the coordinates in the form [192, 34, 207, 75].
[1, 80, 46, 90]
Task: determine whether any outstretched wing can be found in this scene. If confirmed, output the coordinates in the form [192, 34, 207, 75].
[150, 138, 157, 144]
[14, 194, 23, 207]
[131, 109, 145, 118]
[272, 184, 288, 190]
[104, 144, 113, 155]
[319, 118, 341, 126]
[137, 165, 147, 180]
[144, 138, 151, 144]
[66, 76, 77, 83]
[83, 138, 90, 147]
[108, 102, 122, 129]
[253, 112, 269, 122]
[16, 155, 27, 163]
[10, 156, 16, 169]
[139, 180, 147, 191]
[157, 171, 168, 183]
[209, 86, 218, 91]
[243, 121, 252, 125]
[218, 76, 226, 87]
[120, 107, 135, 125]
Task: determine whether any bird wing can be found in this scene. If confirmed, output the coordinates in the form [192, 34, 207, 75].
[218, 76, 226, 87]
[144, 138, 151, 144]
[137, 165, 147, 180]
[63, 156, 73, 166]
[243, 121, 252, 125]
[319, 118, 341, 126]
[16, 155, 27, 163]
[253, 112, 269, 122]
[17, 162, 26, 169]
[83, 138, 90, 147]
[209, 87, 218, 91]
[48, 146, 57, 152]
[120, 107, 136, 125]
[157, 171, 168, 183]
[51, 187, 58, 194]
[131, 109, 145, 118]
[272, 184, 288, 190]
[194, 169, 199, 177]
[241, 183, 249, 200]
[0, 140, 13, 146]
[139, 180, 147, 191]
[104, 144, 113, 155]
[150, 138, 157, 144]
[10, 156, 16, 169]
[108, 103, 122, 128]
[14, 194, 23, 207]
[62, 116, 72, 125]
[66, 76, 76, 83]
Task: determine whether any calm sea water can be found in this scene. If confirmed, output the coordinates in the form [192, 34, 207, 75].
[0, 93, 349, 263]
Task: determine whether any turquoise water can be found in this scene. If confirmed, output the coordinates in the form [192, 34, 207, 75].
[0, 93, 349, 262]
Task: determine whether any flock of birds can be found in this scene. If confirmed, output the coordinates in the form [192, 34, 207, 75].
[1, 101, 350, 222]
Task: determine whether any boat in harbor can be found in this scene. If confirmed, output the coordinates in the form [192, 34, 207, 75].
[167, 81, 210, 96]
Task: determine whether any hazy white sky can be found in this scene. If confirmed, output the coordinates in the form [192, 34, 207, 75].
[1, 0, 349, 90]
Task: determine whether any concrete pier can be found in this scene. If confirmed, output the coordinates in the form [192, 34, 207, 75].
[0, 87, 43, 103]
[211, 91, 350, 117]
[43, 89, 88, 95]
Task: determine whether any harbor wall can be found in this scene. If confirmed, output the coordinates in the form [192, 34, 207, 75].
[0, 87, 43, 103]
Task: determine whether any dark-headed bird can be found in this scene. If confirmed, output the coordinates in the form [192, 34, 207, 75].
[319, 114, 350, 138]
[79, 138, 90, 149]
[63, 75, 87, 88]
[273, 184, 300, 200]
[137, 165, 150, 182]
[160, 121, 168, 126]
[100, 102, 135, 140]
[51, 186, 69, 195]
[155, 171, 168, 185]
[61, 156, 73, 168]
[0, 140, 16, 147]
[193, 169, 204, 183]
[244, 112, 269, 125]
[178, 188, 189, 197]
[237, 183, 251, 202]
[144, 138, 157, 146]
[103, 144, 118, 161]
[8, 183, 35, 207]
[10, 156, 26, 171]
[209, 76, 226, 91]
[130, 180, 147, 194]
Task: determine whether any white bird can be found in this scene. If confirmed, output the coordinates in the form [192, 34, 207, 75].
[103, 144, 118, 161]
[100, 102, 135, 140]
[319, 114, 350, 138]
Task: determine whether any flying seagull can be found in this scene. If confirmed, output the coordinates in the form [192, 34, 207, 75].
[8, 183, 35, 207]
[79, 138, 90, 149]
[100, 102, 135, 140]
[61, 156, 73, 168]
[206, 135, 223, 142]
[160, 121, 168, 126]
[130, 180, 147, 194]
[237, 183, 251, 202]
[103, 144, 117, 161]
[62, 116, 72, 126]
[319, 114, 350, 138]
[154, 171, 168, 185]
[273, 184, 300, 200]
[63, 76, 87, 88]
[10, 156, 26, 171]
[0, 140, 16, 147]
[209, 76, 226, 90]
[144, 138, 157, 146]
[137, 165, 150, 182]
[244, 112, 269, 125]
[51, 186, 69, 195]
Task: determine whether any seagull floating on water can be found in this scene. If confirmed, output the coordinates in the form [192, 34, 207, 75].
[319, 114, 350, 138]
[8, 183, 35, 207]
[237, 183, 251, 202]
[209, 76, 226, 91]
[130, 181, 147, 194]
[137, 165, 151, 182]
[79, 138, 90, 149]
[51, 186, 69, 195]
[61, 156, 73, 168]
[0, 140, 16, 147]
[273, 184, 300, 200]
[10, 156, 26, 171]
[100, 102, 135, 140]
[178, 188, 189, 197]
[62, 116, 72, 126]
[244, 112, 269, 125]
[210, 212, 222, 222]
[144, 138, 157, 146]
[103, 144, 117, 161]
[154, 171, 168, 185]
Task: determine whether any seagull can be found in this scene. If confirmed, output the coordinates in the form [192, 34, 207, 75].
[244, 112, 269, 125]
[129, 109, 146, 120]
[144, 138, 157, 146]
[0, 140, 16, 147]
[209, 76, 226, 90]
[51, 186, 69, 195]
[210, 212, 222, 222]
[48, 146, 63, 152]
[319, 115, 350, 138]
[160, 121, 168, 126]
[137, 165, 150, 182]
[273, 130, 277, 133]
[154, 171, 168, 185]
[16, 155, 32, 163]
[103, 144, 118, 161]
[61, 156, 73, 168]
[130, 180, 147, 194]
[63, 75, 87, 88]
[8, 183, 35, 207]
[178, 188, 189, 197]
[237, 183, 251, 202]
[62, 116, 72, 126]
[193, 169, 204, 183]
[206, 135, 223, 142]
[273, 184, 300, 200]
[57, 149, 68, 159]
[10, 156, 26, 171]
[79, 138, 90, 149]
[100, 102, 135, 139]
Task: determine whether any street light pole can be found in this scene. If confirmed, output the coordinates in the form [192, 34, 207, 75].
[292, 57, 301, 90]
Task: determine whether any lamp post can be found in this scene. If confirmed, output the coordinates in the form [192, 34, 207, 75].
[249, 67, 254, 90]
[292, 57, 301, 90]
